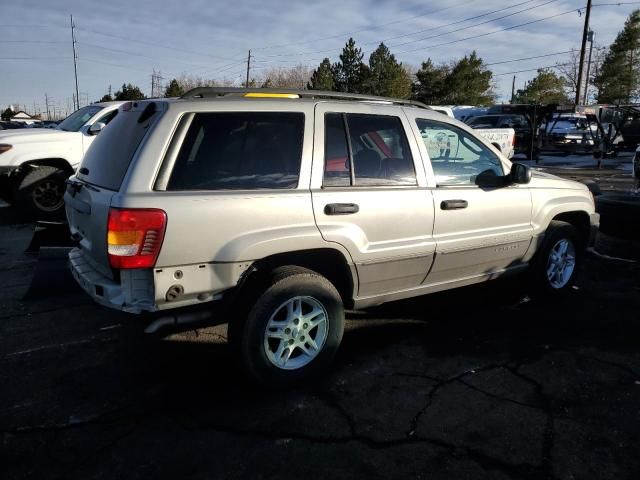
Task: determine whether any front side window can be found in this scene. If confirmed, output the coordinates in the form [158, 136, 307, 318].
[58, 105, 103, 132]
[323, 113, 416, 187]
[94, 109, 118, 126]
[417, 118, 505, 186]
[167, 112, 304, 190]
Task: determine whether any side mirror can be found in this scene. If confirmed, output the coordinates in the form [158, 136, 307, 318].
[88, 122, 106, 136]
[510, 162, 532, 184]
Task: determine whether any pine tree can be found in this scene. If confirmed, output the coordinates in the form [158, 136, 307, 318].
[364, 43, 412, 98]
[307, 58, 335, 90]
[445, 52, 495, 105]
[114, 83, 145, 101]
[595, 9, 640, 103]
[513, 69, 570, 104]
[413, 59, 450, 105]
[332, 38, 367, 93]
[164, 79, 184, 97]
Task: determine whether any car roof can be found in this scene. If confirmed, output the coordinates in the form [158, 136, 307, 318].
[166, 87, 432, 112]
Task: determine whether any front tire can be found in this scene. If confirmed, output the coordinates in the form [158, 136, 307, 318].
[530, 221, 581, 297]
[14, 166, 68, 220]
[230, 266, 345, 387]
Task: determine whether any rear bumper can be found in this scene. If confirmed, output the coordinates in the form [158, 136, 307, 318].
[69, 247, 156, 313]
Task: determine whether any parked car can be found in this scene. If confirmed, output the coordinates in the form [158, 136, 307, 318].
[0, 121, 26, 130]
[65, 89, 599, 386]
[430, 108, 515, 158]
[0, 101, 124, 217]
[543, 114, 600, 154]
[466, 114, 530, 157]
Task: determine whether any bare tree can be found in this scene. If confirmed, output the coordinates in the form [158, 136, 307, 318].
[176, 74, 236, 91]
[258, 65, 313, 89]
[556, 46, 605, 103]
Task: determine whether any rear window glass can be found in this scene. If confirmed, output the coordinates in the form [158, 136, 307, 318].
[76, 102, 160, 191]
[167, 112, 304, 190]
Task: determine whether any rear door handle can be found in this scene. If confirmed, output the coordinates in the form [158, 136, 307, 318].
[324, 203, 359, 215]
[440, 199, 468, 210]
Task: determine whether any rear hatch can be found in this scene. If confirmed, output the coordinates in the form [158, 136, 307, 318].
[65, 100, 164, 279]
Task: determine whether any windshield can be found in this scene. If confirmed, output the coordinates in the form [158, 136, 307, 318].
[58, 105, 103, 132]
[466, 116, 500, 127]
[552, 116, 588, 130]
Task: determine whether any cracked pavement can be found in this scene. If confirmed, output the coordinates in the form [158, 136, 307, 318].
[1, 206, 640, 480]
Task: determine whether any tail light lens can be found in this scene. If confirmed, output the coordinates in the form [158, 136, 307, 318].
[512, 135, 516, 146]
[107, 208, 167, 269]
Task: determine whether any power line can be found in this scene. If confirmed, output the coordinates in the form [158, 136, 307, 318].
[387, 0, 562, 50]
[0, 40, 66, 44]
[394, 6, 584, 55]
[252, 0, 481, 51]
[0, 57, 72, 60]
[485, 50, 575, 66]
[259, 0, 564, 60]
[361, 0, 542, 46]
[74, 26, 239, 63]
[494, 62, 574, 75]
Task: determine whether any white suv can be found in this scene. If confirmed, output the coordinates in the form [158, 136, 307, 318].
[65, 89, 599, 386]
[0, 101, 123, 217]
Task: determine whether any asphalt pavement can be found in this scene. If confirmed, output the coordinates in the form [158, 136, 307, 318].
[2, 159, 640, 480]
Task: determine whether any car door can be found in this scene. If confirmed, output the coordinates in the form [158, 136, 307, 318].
[311, 103, 436, 298]
[408, 113, 533, 284]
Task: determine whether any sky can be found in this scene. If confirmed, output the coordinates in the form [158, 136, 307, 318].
[1, 0, 639, 118]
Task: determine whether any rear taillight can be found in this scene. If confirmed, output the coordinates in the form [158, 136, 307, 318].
[512, 135, 516, 146]
[107, 208, 167, 269]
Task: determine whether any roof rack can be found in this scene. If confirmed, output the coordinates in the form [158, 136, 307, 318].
[179, 87, 431, 110]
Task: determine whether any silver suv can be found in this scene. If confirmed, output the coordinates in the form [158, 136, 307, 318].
[65, 88, 599, 386]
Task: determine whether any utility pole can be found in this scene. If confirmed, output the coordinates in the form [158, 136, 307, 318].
[245, 49, 251, 88]
[583, 30, 595, 105]
[511, 75, 516, 103]
[575, 0, 592, 105]
[70, 14, 80, 111]
[45, 93, 50, 120]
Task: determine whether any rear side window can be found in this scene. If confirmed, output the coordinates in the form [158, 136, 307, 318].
[167, 112, 304, 190]
[323, 113, 416, 187]
[77, 102, 160, 191]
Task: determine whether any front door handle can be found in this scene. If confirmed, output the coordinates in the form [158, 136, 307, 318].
[324, 203, 359, 215]
[440, 199, 468, 210]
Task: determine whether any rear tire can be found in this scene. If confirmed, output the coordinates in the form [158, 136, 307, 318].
[529, 221, 581, 298]
[13, 166, 68, 220]
[229, 266, 344, 387]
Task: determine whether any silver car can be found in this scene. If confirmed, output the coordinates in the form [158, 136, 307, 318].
[65, 88, 599, 386]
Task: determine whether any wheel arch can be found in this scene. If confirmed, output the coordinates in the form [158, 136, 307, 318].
[21, 158, 74, 176]
[551, 210, 591, 247]
[239, 248, 357, 308]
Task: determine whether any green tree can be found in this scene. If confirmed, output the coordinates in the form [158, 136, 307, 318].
[332, 38, 368, 93]
[445, 51, 495, 105]
[99, 93, 113, 102]
[513, 69, 570, 104]
[363, 43, 412, 98]
[1, 107, 14, 121]
[114, 83, 145, 101]
[412, 59, 450, 105]
[164, 78, 184, 97]
[412, 52, 494, 105]
[307, 58, 335, 90]
[595, 9, 640, 103]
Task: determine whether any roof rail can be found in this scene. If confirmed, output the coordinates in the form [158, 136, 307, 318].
[179, 87, 431, 110]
